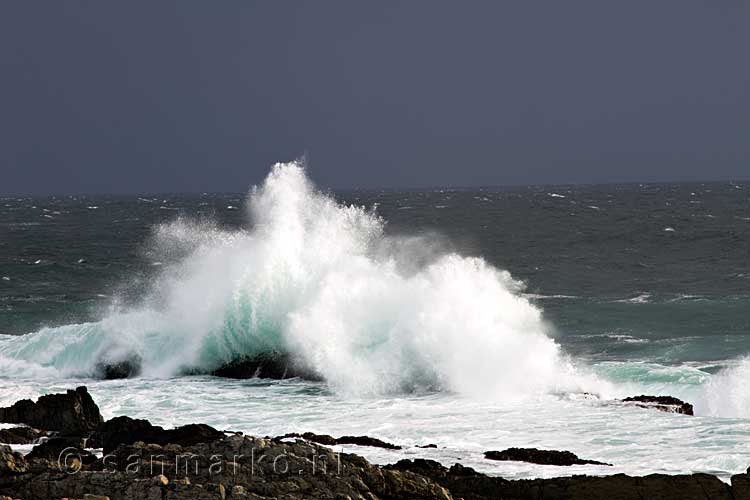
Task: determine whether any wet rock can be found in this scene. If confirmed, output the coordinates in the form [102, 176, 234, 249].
[278, 431, 338, 446]
[338, 435, 402, 450]
[26, 437, 98, 464]
[535, 473, 732, 500]
[484, 447, 612, 466]
[5, 435, 454, 500]
[94, 355, 142, 379]
[160, 423, 226, 448]
[278, 431, 402, 450]
[98, 416, 225, 455]
[0, 426, 46, 445]
[622, 395, 694, 415]
[732, 468, 750, 500]
[386, 460, 514, 500]
[94, 416, 151, 451]
[209, 353, 322, 381]
[386, 458, 447, 475]
[0, 386, 103, 433]
[389, 459, 735, 500]
[1, 431, 746, 500]
[0, 445, 27, 474]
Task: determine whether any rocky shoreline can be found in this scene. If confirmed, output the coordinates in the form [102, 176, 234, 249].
[0, 387, 747, 500]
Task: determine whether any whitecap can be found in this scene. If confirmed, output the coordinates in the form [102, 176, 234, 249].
[601, 334, 649, 344]
[613, 293, 651, 304]
[523, 293, 579, 300]
[668, 294, 707, 303]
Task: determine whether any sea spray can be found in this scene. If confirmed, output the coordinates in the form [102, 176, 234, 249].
[0, 162, 598, 398]
[698, 357, 750, 417]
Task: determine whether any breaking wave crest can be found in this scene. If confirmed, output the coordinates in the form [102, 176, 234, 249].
[592, 359, 750, 418]
[700, 358, 750, 417]
[1, 162, 602, 398]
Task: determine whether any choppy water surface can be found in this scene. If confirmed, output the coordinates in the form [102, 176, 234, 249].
[1, 163, 749, 479]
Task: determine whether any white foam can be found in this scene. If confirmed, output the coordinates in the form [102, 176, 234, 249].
[613, 293, 651, 304]
[698, 358, 750, 417]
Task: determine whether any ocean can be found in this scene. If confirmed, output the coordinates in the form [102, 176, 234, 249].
[1, 162, 749, 480]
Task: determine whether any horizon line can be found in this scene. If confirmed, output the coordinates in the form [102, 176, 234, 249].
[1, 177, 748, 198]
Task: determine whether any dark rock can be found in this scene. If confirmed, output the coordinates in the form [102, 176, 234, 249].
[390, 459, 735, 500]
[622, 395, 694, 415]
[159, 423, 226, 448]
[1, 431, 746, 500]
[387, 459, 509, 500]
[0, 445, 27, 474]
[95, 416, 152, 452]
[338, 435, 402, 450]
[278, 431, 402, 449]
[86, 436, 450, 500]
[484, 447, 612, 466]
[0, 426, 46, 445]
[208, 352, 322, 380]
[98, 416, 225, 455]
[94, 355, 141, 379]
[387, 458, 447, 474]
[528, 473, 732, 500]
[26, 437, 97, 464]
[278, 431, 338, 446]
[732, 471, 750, 500]
[416, 443, 438, 448]
[0, 386, 103, 433]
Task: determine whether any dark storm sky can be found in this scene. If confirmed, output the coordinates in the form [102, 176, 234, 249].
[1, 2, 749, 194]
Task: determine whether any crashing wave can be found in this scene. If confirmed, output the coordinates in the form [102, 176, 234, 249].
[0, 162, 600, 398]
